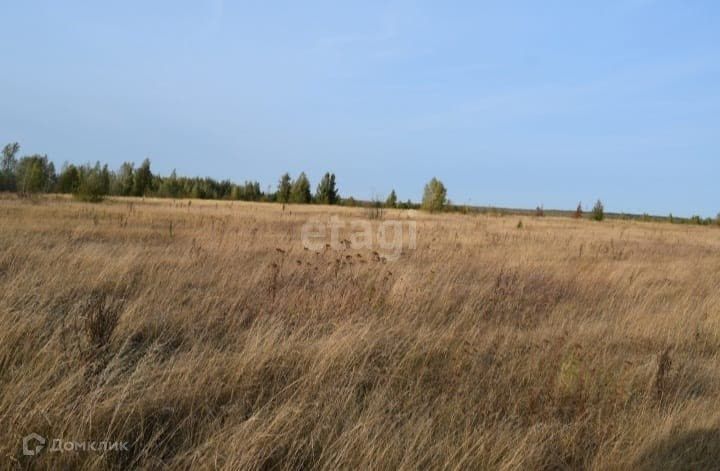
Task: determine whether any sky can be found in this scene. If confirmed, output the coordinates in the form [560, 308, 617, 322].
[1, 0, 719, 217]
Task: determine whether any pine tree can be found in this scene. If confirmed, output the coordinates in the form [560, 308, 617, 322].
[133, 158, 153, 196]
[592, 200, 605, 221]
[386, 189, 397, 208]
[277, 173, 292, 203]
[574, 202, 583, 219]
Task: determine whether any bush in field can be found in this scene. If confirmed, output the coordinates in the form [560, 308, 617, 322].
[75, 163, 109, 202]
[386, 190, 397, 208]
[574, 202, 583, 219]
[367, 195, 384, 220]
[57, 163, 81, 193]
[422, 178, 447, 212]
[592, 200, 605, 221]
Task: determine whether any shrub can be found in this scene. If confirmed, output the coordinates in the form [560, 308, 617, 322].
[82, 290, 122, 354]
[592, 200, 605, 221]
[386, 190, 397, 208]
[57, 164, 81, 193]
[367, 198, 384, 220]
[574, 202, 583, 219]
[74, 163, 108, 202]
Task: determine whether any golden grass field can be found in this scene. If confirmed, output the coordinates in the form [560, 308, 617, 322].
[2, 195, 720, 469]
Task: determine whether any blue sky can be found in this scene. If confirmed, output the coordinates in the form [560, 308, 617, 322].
[1, 1, 718, 216]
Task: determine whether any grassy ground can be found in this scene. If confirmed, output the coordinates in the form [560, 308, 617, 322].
[2, 194, 720, 469]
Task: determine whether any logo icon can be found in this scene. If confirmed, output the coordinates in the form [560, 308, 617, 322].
[23, 433, 46, 456]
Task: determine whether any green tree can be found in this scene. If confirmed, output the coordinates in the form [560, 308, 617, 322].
[277, 173, 292, 203]
[133, 158, 153, 196]
[15, 154, 55, 196]
[231, 181, 262, 201]
[421, 177, 447, 212]
[57, 163, 81, 193]
[592, 199, 605, 221]
[315, 172, 338, 204]
[386, 189, 397, 208]
[100, 164, 111, 195]
[158, 169, 182, 198]
[290, 172, 311, 204]
[75, 162, 108, 202]
[1, 142, 20, 191]
[113, 162, 135, 196]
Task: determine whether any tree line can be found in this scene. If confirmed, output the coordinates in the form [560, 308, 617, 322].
[2, 141, 716, 223]
[0, 142, 363, 206]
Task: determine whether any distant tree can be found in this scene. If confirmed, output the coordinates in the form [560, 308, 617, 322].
[100, 164, 111, 195]
[574, 202, 583, 219]
[290, 172, 311, 204]
[315, 172, 338, 205]
[592, 199, 605, 221]
[535, 205, 545, 217]
[158, 169, 181, 198]
[231, 181, 262, 201]
[1, 142, 20, 191]
[133, 158, 153, 196]
[75, 162, 108, 202]
[1, 142, 19, 172]
[277, 173, 292, 203]
[112, 162, 134, 196]
[57, 163, 81, 193]
[421, 177, 447, 212]
[15, 154, 55, 196]
[398, 199, 414, 209]
[386, 189, 397, 208]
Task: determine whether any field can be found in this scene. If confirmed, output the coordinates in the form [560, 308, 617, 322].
[2, 195, 720, 469]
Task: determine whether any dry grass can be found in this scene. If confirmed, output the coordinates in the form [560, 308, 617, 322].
[2, 194, 720, 469]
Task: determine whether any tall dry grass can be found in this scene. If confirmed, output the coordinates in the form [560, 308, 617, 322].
[2, 194, 720, 469]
